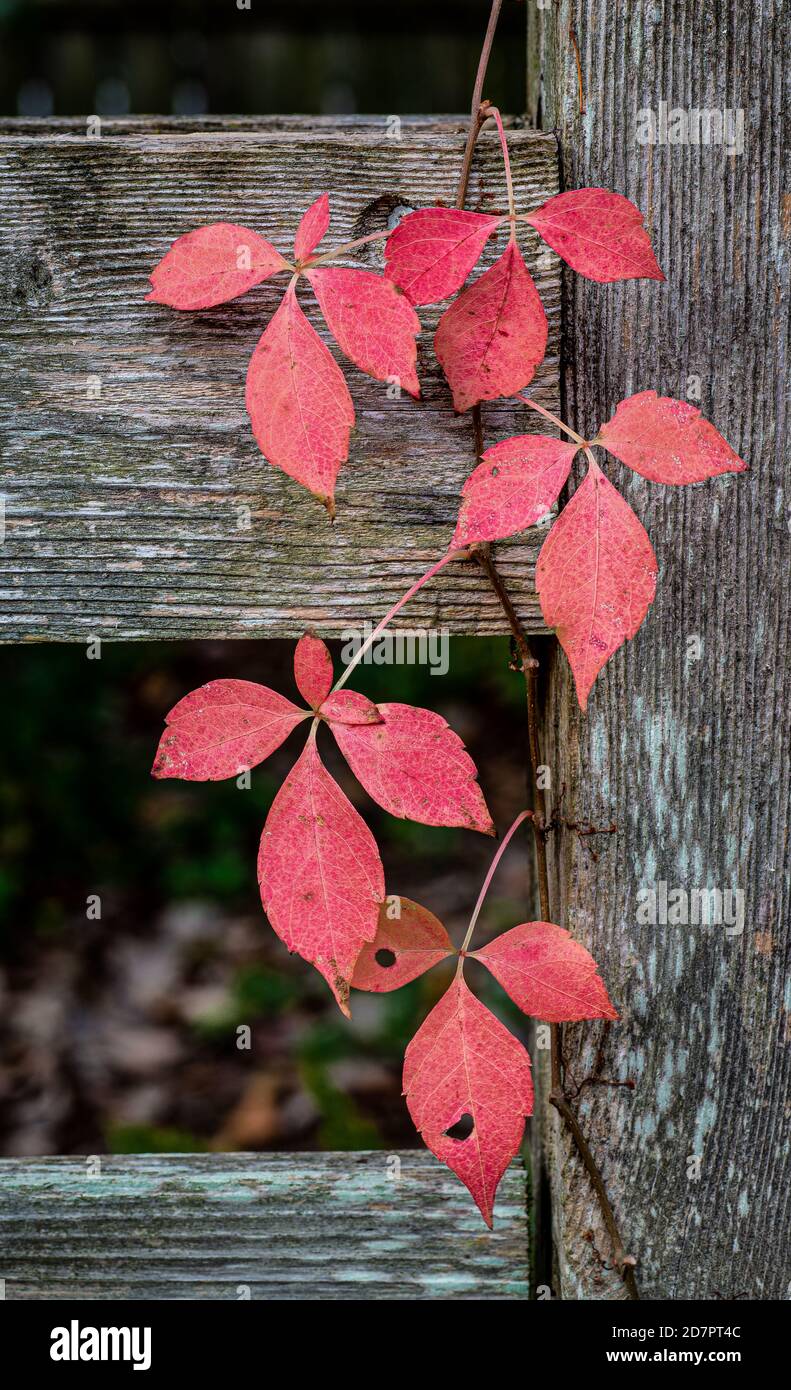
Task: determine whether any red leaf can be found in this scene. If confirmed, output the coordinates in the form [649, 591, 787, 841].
[452, 434, 579, 547]
[434, 242, 548, 412]
[293, 633, 334, 710]
[595, 391, 748, 484]
[258, 738, 384, 1015]
[403, 977, 533, 1226]
[331, 702, 494, 834]
[147, 223, 288, 309]
[471, 921, 618, 1022]
[152, 680, 307, 781]
[294, 193, 330, 262]
[526, 189, 664, 283]
[246, 281, 354, 514]
[384, 207, 502, 305]
[352, 897, 453, 992]
[536, 459, 658, 710]
[307, 267, 420, 397]
[320, 690, 382, 725]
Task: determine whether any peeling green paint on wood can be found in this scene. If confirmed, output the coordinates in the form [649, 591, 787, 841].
[0, 1152, 529, 1301]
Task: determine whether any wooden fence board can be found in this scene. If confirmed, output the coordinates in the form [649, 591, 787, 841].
[0, 1152, 529, 1300]
[532, 0, 789, 1300]
[0, 116, 560, 641]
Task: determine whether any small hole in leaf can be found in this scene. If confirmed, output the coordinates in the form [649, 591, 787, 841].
[444, 1113, 474, 1141]
[375, 948, 397, 968]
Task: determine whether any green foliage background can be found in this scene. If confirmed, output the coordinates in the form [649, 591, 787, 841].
[0, 638, 532, 1155]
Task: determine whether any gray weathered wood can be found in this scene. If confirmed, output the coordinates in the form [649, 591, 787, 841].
[0, 116, 560, 641]
[532, 1, 789, 1299]
[0, 1152, 529, 1300]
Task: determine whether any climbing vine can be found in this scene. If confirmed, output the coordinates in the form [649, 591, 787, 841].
[147, 0, 745, 1297]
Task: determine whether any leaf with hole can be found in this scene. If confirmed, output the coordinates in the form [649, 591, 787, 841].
[471, 921, 618, 1022]
[352, 898, 453, 992]
[403, 976, 533, 1226]
[153, 627, 493, 1010]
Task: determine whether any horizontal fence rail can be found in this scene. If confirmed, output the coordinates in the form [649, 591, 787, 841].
[0, 116, 560, 642]
[0, 1152, 529, 1300]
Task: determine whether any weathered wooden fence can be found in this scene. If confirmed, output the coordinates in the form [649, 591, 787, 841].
[0, 116, 558, 639]
[0, 1154, 528, 1300]
[0, 1, 787, 1301]
[532, 1, 789, 1300]
[0, 112, 552, 1301]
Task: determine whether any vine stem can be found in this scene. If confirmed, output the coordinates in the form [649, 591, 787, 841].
[454, 808, 635, 1292]
[457, 809, 532, 966]
[489, 106, 517, 237]
[456, 0, 503, 207]
[456, 0, 639, 1300]
[300, 226, 390, 270]
[331, 548, 463, 692]
[475, 552, 639, 1299]
[517, 391, 588, 447]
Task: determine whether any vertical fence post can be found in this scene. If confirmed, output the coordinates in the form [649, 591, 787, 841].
[529, 0, 788, 1299]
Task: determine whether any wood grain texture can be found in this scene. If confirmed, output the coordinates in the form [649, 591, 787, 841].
[0, 116, 560, 642]
[0, 1152, 529, 1300]
[532, 1, 789, 1299]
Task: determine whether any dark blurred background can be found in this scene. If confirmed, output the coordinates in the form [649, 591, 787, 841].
[0, 0, 534, 1158]
[0, 640, 531, 1156]
[0, 0, 526, 118]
